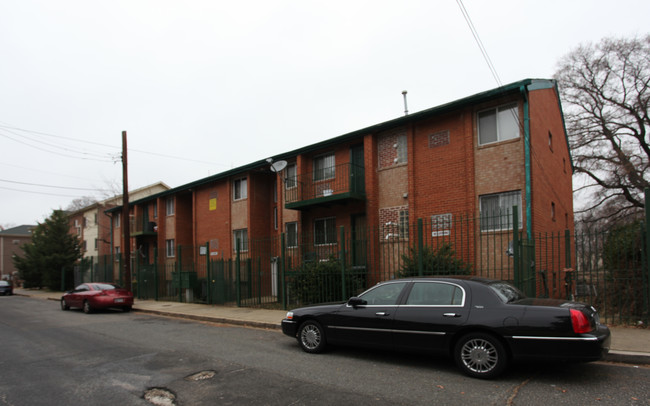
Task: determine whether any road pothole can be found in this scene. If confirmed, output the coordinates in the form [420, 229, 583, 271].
[144, 388, 176, 406]
[185, 370, 217, 381]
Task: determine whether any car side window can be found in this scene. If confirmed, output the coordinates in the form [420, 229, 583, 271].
[359, 282, 407, 305]
[405, 282, 464, 306]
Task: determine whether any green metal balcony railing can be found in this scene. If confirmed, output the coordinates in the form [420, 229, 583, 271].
[284, 163, 365, 209]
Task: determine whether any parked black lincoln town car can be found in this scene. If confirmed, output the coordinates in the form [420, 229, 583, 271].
[282, 277, 611, 379]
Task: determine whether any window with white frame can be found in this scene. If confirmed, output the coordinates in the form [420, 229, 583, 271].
[396, 134, 407, 164]
[478, 103, 519, 145]
[480, 191, 522, 231]
[166, 239, 175, 257]
[399, 209, 409, 236]
[313, 153, 335, 181]
[153, 201, 158, 218]
[285, 163, 297, 189]
[286, 222, 298, 248]
[114, 212, 121, 228]
[314, 217, 336, 245]
[114, 246, 121, 261]
[166, 198, 175, 216]
[233, 229, 248, 252]
[233, 178, 248, 200]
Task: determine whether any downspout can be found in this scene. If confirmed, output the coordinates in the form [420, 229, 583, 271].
[520, 85, 532, 240]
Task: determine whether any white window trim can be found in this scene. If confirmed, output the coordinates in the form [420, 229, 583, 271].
[166, 198, 175, 216]
[286, 222, 298, 248]
[314, 217, 337, 246]
[477, 103, 520, 146]
[313, 153, 336, 181]
[233, 178, 248, 201]
[285, 163, 297, 190]
[479, 191, 523, 232]
[166, 239, 175, 258]
[233, 229, 249, 252]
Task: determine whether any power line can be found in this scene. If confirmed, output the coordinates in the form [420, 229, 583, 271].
[0, 122, 227, 167]
[0, 178, 113, 192]
[0, 185, 88, 198]
[456, 0, 502, 87]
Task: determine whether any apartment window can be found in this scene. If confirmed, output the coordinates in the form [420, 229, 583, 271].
[286, 222, 298, 248]
[166, 198, 175, 216]
[285, 163, 297, 189]
[94, 239, 98, 249]
[314, 153, 335, 181]
[114, 213, 121, 228]
[233, 178, 248, 200]
[396, 134, 407, 164]
[153, 201, 158, 218]
[114, 246, 121, 261]
[166, 239, 175, 257]
[399, 209, 409, 236]
[273, 207, 278, 230]
[233, 229, 248, 252]
[94, 213, 98, 225]
[315, 217, 336, 245]
[551, 202, 556, 222]
[480, 191, 522, 231]
[478, 103, 519, 145]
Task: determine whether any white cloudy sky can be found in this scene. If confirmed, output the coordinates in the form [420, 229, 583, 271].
[1, 0, 648, 227]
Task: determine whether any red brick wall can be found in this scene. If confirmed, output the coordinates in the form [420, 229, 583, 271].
[528, 86, 575, 269]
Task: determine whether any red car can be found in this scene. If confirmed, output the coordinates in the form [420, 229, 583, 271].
[60, 283, 133, 313]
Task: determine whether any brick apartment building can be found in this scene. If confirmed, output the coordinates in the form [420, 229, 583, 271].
[108, 79, 574, 293]
[68, 182, 170, 260]
[0, 225, 36, 283]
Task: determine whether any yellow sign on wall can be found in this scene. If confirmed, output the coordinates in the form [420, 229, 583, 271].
[209, 198, 217, 211]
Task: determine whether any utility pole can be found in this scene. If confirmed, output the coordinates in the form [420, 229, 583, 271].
[122, 131, 132, 291]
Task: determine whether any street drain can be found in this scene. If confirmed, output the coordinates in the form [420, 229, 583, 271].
[144, 388, 176, 406]
[185, 370, 217, 381]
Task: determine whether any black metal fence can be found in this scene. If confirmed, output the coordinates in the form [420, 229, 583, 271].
[75, 204, 650, 325]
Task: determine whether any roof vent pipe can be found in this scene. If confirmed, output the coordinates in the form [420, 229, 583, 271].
[402, 90, 408, 115]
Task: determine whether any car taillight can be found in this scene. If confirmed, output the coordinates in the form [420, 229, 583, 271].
[570, 309, 592, 334]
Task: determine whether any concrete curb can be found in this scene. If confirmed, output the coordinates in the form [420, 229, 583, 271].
[133, 307, 282, 330]
[605, 350, 650, 365]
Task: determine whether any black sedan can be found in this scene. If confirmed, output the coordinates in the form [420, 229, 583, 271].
[282, 277, 611, 379]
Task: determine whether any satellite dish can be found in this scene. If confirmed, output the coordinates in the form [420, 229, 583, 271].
[270, 160, 288, 173]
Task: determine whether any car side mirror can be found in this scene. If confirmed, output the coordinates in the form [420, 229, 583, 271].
[347, 297, 366, 307]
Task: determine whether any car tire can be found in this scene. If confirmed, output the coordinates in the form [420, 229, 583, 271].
[297, 320, 326, 354]
[82, 300, 93, 314]
[60, 299, 70, 311]
[454, 333, 508, 379]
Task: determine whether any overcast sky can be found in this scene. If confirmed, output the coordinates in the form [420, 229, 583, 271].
[1, 0, 648, 227]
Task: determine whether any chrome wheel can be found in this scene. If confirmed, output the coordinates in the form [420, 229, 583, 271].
[298, 321, 326, 353]
[83, 301, 92, 314]
[455, 333, 507, 379]
[60, 299, 69, 311]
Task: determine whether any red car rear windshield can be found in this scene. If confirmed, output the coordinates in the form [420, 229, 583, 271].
[91, 283, 120, 290]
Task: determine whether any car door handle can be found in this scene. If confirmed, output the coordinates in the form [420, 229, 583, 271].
[376, 312, 390, 316]
[443, 313, 461, 318]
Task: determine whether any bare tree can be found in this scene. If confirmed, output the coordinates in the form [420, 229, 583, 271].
[554, 35, 649, 225]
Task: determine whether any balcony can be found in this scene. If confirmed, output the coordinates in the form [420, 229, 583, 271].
[130, 217, 157, 236]
[285, 163, 365, 210]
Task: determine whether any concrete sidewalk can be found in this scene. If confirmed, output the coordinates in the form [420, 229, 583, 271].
[13, 288, 650, 365]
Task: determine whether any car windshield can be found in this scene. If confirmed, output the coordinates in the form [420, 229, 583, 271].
[488, 281, 525, 303]
[0, 281, 9, 286]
